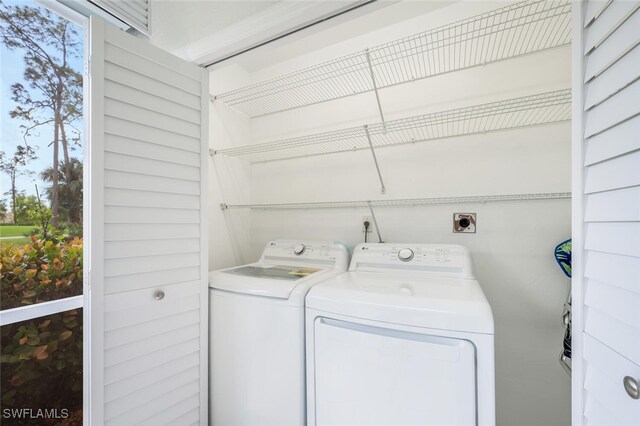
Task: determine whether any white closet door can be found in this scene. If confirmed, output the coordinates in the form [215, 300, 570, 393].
[573, 1, 640, 425]
[87, 17, 208, 425]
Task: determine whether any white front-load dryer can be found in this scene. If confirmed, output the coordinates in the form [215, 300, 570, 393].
[306, 243, 495, 426]
[208, 240, 349, 426]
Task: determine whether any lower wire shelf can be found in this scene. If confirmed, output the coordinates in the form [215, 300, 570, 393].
[212, 89, 571, 164]
[220, 192, 571, 210]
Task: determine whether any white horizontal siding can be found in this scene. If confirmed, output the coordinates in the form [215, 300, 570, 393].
[105, 117, 200, 152]
[104, 338, 200, 386]
[104, 267, 201, 294]
[584, 43, 640, 109]
[584, 7, 640, 81]
[585, 187, 640, 222]
[105, 324, 200, 367]
[93, 21, 207, 424]
[584, 149, 640, 193]
[104, 252, 200, 278]
[104, 188, 200, 210]
[106, 366, 200, 419]
[138, 394, 201, 426]
[584, 0, 611, 27]
[105, 152, 200, 181]
[585, 222, 640, 257]
[105, 380, 200, 425]
[104, 206, 200, 223]
[583, 78, 640, 137]
[104, 43, 200, 93]
[580, 3, 640, 424]
[583, 335, 640, 425]
[104, 223, 201, 241]
[584, 394, 625, 426]
[104, 310, 200, 350]
[585, 278, 640, 338]
[105, 238, 200, 259]
[104, 62, 201, 110]
[584, 250, 640, 294]
[584, 115, 640, 165]
[104, 296, 200, 330]
[105, 351, 200, 403]
[104, 80, 200, 124]
[584, 306, 640, 365]
[105, 98, 200, 138]
[105, 135, 201, 167]
[584, 1, 639, 53]
[105, 170, 200, 195]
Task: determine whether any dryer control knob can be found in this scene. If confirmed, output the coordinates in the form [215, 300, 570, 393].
[398, 248, 414, 262]
[294, 244, 306, 255]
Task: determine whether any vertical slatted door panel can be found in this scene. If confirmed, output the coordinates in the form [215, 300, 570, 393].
[89, 17, 208, 425]
[578, 1, 640, 424]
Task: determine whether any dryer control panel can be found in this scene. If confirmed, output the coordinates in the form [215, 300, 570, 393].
[349, 243, 475, 279]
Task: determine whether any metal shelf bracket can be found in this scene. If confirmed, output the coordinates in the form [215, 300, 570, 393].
[365, 48, 386, 127]
[364, 125, 386, 194]
[367, 200, 384, 243]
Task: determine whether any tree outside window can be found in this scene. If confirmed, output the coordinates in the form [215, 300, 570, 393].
[1, 1, 84, 424]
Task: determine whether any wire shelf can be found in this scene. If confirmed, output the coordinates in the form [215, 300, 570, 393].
[214, 0, 571, 117]
[213, 88, 571, 163]
[220, 192, 571, 210]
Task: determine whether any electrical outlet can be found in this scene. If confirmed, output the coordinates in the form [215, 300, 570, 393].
[362, 216, 372, 234]
[453, 213, 476, 233]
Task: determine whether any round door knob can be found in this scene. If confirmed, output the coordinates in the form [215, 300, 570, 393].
[294, 244, 306, 255]
[154, 290, 165, 301]
[398, 248, 414, 262]
[624, 376, 640, 400]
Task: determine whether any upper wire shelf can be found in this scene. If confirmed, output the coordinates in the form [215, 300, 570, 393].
[212, 88, 571, 163]
[214, 0, 572, 117]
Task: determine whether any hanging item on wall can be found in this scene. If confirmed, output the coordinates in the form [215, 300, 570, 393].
[554, 239, 572, 375]
[554, 239, 572, 278]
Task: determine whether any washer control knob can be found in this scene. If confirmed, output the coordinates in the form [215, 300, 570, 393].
[293, 244, 306, 255]
[398, 248, 414, 262]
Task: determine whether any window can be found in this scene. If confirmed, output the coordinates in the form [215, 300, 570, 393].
[1, 1, 85, 424]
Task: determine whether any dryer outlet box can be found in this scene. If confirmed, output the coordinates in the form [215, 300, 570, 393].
[453, 213, 476, 233]
[362, 216, 372, 234]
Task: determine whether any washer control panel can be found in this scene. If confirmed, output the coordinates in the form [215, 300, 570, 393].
[260, 240, 350, 269]
[350, 243, 474, 278]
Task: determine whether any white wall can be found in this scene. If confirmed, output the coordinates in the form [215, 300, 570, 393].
[208, 1, 572, 425]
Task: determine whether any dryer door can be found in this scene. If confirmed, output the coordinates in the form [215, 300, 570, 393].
[313, 317, 476, 426]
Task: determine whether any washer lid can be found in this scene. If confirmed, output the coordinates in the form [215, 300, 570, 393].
[209, 240, 350, 299]
[306, 271, 494, 334]
[209, 264, 325, 299]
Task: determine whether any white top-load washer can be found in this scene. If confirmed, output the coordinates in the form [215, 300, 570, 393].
[208, 240, 349, 426]
[306, 243, 495, 426]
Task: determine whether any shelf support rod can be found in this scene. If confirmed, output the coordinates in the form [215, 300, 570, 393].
[367, 201, 384, 243]
[365, 49, 386, 127]
[364, 125, 386, 194]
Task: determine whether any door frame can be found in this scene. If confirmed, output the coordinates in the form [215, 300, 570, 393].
[570, 2, 585, 425]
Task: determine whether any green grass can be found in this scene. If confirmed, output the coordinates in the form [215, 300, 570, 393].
[0, 225, 37, 237]
[0, 237, 32, 247]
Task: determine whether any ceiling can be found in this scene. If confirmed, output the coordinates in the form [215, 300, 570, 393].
[149, 0, 376, 66]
